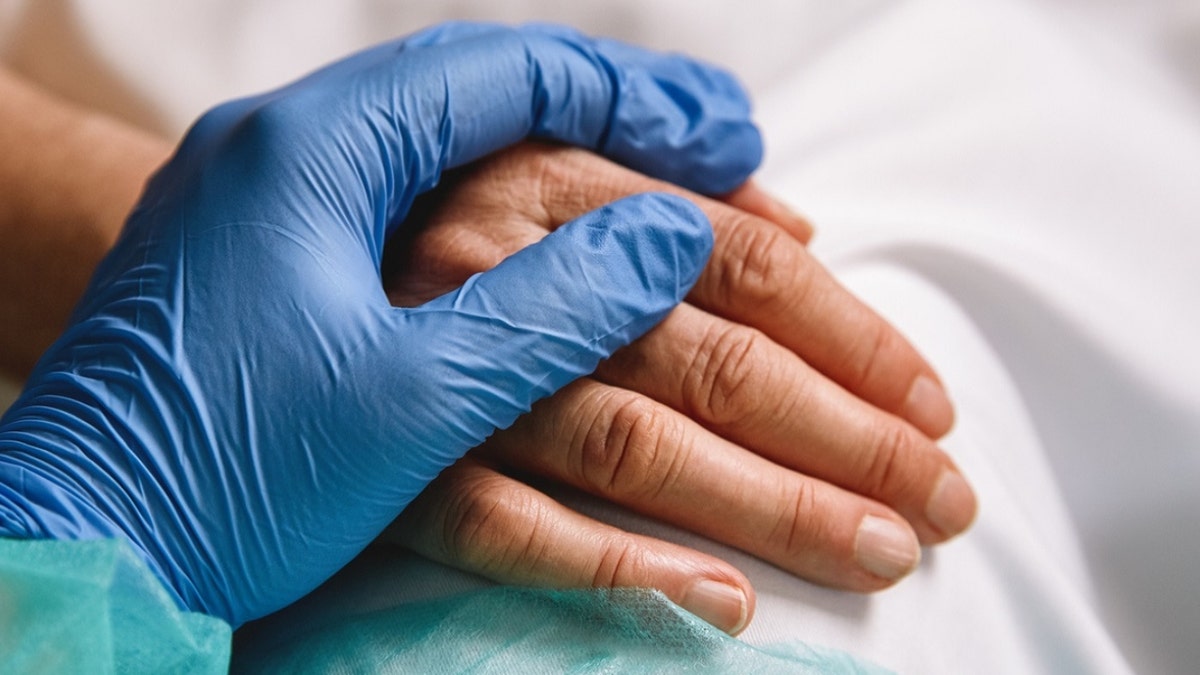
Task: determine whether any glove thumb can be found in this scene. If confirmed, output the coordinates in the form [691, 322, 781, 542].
[379, 192, 712, 490]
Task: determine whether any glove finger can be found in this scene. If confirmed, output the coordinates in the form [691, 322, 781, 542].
[377, 193, 712, 491]
[156, 22, 758, 269]
[518, 23, 762, 194]
[333, 22, 760, 242]
[398, 22, 761, 193]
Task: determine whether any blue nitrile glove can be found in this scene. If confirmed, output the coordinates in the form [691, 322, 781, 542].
[0, 22, 762, 626]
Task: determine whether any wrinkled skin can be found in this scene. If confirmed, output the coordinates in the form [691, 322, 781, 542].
[382, 144, 977, 634]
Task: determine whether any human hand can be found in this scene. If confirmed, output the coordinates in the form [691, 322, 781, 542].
[0, 66, 170, 378]
[0, 23, 763, 626]
[384, 144, 977, 634]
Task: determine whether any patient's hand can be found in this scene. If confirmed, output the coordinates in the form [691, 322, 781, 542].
[382, 143, 976, 634]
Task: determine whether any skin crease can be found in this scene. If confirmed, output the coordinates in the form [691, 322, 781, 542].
[382, 143, 976, 634]
[0, 64, 974, 635]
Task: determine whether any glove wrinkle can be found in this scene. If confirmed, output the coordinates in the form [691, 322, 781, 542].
[0, 22, 748, 627]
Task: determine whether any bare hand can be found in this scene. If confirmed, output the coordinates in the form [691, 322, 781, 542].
[382, 143, 976, 634]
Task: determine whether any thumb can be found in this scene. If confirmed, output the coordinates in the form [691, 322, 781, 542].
[382, 192, 712, 482]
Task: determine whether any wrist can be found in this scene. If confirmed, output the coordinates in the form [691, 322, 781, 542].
[0, 67, 172, 379]
[0, 431, 125, 542]
[67, 111, 173, 249]
[0, 379, 205, 613]
[0, 430, 193, 611]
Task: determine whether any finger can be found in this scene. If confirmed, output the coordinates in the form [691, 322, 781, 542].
[596, 304, 977, 543]
[378, 193, 710, 492]
[483, 379, 924, 590]
[386, 192, 975, 542]
[688, 203, 956, 438]
[462, 146, 954, 437]
[387, 457, 754, 635]
[720, 180, 815, 244]
[370, 21, 761, 230]
[208, 23, 759, 268]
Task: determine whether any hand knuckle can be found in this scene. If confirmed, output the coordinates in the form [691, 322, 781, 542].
[685, 323, 764, 427]
[242, 97, 315, 142]
[861, 422, 913, 497]
[771, 480, 825, 558]
[844, 321, 898, 394]
[440, 473, 542, 576]
[710, 217, 801, 308]
[590, 540, 644, 588]
[211, 96, 324, 175]
[578, 393, 685, 500]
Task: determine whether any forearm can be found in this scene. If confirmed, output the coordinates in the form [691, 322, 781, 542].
[0, 67, 171, 379]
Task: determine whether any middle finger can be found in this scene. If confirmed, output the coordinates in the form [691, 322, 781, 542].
[482, 377, 924, 590]
[597, 304, 975, 544]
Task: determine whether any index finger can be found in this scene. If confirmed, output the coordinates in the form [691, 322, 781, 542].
[196, 23, 761, 268]
[690, 204, 955, 437]
[522, 146, 954, 437]
[383, 21, 763, 207]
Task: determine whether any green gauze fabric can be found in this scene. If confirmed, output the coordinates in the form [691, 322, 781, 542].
[1, 536, 887, 674]
[0, 538, 230, 674]
[232, 586, 890, 674]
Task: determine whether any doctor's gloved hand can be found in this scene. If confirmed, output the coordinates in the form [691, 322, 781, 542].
[0, 23, 763, 626]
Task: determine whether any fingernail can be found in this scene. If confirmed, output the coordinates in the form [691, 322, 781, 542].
[855, 515, 920, 580]
[926, 470, 977, 537]
[682, 580, 748, 635]
[904, 375, 955, 437]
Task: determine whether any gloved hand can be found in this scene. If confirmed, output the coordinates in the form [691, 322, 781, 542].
[0, 22, 761, 626]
